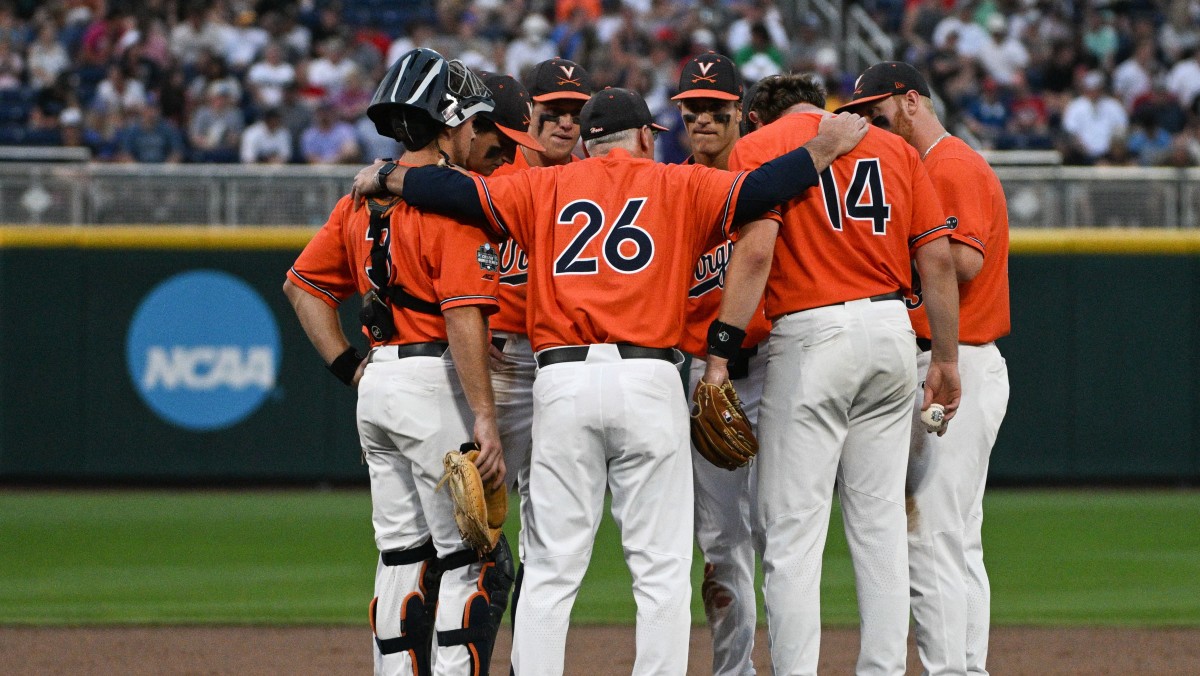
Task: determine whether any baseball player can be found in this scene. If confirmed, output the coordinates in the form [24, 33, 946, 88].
[673, 52, 769, 676]
[350, 87, 870, 675]
[478, 59, 593, 627]
[837, 62, 1010, 676]
[704, 73, 962, 676]
[283, 49, 510, 676]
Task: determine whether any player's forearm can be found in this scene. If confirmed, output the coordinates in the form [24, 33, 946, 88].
[914, 239, 960, 364]
[443, 306, 498, 424]
[283, 279, 352, 364]
[717, 219, 778, 330]
[400, 166, 489, 225]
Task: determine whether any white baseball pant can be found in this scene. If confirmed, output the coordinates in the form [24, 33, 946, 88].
[687, 344, 767, 676]
[907, 343, 1009, 676]
[492, 331, 536, 559]
[512, 344, 694, 676]
[757, 298, 917, 676]
[358, 351, 494, 676]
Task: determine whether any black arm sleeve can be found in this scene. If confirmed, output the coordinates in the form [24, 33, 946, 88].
[731, 147, 820, 226]
[401, 165, 489, 226]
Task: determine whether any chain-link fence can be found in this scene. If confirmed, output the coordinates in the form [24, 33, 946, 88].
[0, 163, 1196, 228]
[0, 164, 355, 227]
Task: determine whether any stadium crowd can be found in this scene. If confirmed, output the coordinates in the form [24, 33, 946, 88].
[1, 0, 1197, 166]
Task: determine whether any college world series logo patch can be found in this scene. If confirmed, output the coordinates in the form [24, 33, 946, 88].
[477, 244, 499, 272]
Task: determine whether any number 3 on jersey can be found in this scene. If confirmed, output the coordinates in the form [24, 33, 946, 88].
[820, 158, 891, 235]
[554, 198, 655, 275]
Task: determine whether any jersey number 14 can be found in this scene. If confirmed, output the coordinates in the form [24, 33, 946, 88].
[819, 158, 892, 235]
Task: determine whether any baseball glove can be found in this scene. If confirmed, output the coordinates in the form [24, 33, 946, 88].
[437, 443, 507, 554]
[690, 380, 758, 470]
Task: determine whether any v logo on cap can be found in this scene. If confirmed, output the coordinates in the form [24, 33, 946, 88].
[698, 62, 714, 77]
[560, 65, 575, 78]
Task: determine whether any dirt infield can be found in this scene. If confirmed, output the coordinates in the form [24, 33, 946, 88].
[3, 625, 1199, 674]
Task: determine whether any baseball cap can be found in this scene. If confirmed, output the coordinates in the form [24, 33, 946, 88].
[580, 87, 669, 141]
[527, 57, 594, 102]
[672, 52, 743, 102]
[833, 61, 932, 113]
[478, 72, 545, 151]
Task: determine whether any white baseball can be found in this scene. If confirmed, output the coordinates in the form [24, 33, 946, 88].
[920, 403, 946, 432]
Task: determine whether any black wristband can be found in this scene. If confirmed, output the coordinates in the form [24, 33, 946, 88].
[707, 320, 746, 361]
[328, 346, 364, 386]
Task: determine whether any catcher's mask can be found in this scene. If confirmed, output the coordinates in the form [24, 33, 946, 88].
[367, 48, 494, 141]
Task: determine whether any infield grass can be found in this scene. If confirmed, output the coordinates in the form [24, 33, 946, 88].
[0, 488, 1197, 626]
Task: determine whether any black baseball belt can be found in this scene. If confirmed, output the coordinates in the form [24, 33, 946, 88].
[369, 342, 449, 362]
[535, 344, 679, 369]
[916, 337, 933, 352]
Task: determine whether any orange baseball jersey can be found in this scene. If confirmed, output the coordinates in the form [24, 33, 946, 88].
[908, 136, 1011, 343]
[488, 151, 581, 335]
[287, 192, 500, 345]
[677, 156, 773, 358]
[680, 235, 773, 359]
[471, 147, 747, 352]
[729, 112, 950, 317]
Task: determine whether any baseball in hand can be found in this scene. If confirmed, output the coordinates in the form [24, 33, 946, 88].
[921, 404, 946, 433]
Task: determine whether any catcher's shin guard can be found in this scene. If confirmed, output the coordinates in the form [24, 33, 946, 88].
[371, 538, 442, 676]
[436, 534, 516, 675]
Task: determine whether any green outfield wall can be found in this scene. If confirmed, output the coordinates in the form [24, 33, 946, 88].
[0, 227, 1197, 483]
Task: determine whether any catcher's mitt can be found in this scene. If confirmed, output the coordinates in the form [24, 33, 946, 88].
[437, 443, 508, 554]
[690, 380, 758, 470]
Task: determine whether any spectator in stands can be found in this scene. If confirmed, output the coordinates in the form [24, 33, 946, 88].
[186, 51, 242, 112]
[1081, 9, 1119, 71]
[934, 0, 988, 59]
[0, 37, 22, 90]
[355, 110, 403, 164]
[239, 107, 291, 164]
[92, 63, 147, 115]
[1061, 70, 1129, 165]
[0, 3, 27, 51]
[1166, 48, 1200, 113]
[246, 42, 295, 110]
[901, 0, 945, 59]
[551, 6, 597, 65]
[188, 82, 244, 163]
[59, 107, 100, 157]
[999, 75, 1054, 150]
[119, 103, 185, 163]
[223, 9, 270, 75]
[1131, 79, 1187, 135]
[726, 0, 788, 55]
[963, 77, 1009, 148]
[171, 2, 226, 69]
[386, 20, 436, 72]
[300, 101, 358, 164]
[332, 69, 372, 124]
[27, 22, 70, 91]
[1160, 119, 1200, 167]
[1126, 117, 1174, 166]
[735, 22, 785, 83]
[1113, 41, 1158, 110]
[506, 13, 556, 80]
[979, 13, 1029, 88]
[306, 36, 359, 97]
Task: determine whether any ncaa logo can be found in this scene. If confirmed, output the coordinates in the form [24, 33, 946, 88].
[126, 270, 280, 432]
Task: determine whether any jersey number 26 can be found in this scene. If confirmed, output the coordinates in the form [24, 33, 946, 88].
[554, 198, 655, 275]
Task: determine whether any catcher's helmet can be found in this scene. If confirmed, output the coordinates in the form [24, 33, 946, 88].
[367, 48, 494, 140]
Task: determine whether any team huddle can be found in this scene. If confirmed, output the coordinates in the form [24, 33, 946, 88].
[284, 45, 1010, 676]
